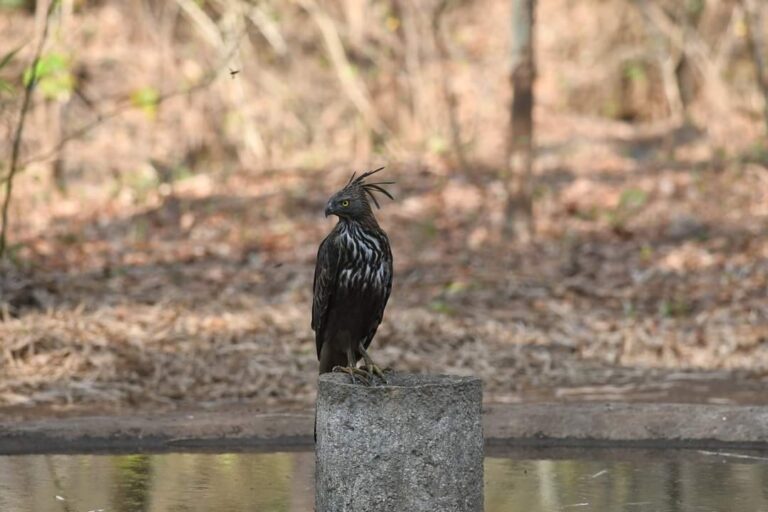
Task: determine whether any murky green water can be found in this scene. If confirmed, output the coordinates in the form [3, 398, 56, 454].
[1, 451, 767, 511]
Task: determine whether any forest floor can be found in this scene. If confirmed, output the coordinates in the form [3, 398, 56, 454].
[1, 111, 768, 418]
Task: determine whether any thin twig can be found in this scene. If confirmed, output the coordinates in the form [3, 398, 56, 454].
[176, 0, 224, 48]
[635, 0, 684, 120]
[432, 0, 469, 169]
[212, 0, 267, 159]
[19, 70, 218, 169]
[246, 2, 287, 55]
[0, 0, 57, 259]
[632, 0, 731, 115]
[13, 30, 246, 170]
[297, 0, 388, 136]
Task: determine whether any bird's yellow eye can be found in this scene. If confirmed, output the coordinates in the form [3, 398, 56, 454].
[341, 200, 350, 207]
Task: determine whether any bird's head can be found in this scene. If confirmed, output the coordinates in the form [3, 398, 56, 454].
[324, 167, 394, 220]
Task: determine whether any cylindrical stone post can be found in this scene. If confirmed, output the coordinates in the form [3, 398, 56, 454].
[315, 373, 483, 512]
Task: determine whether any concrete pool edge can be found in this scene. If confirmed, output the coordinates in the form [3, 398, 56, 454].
[1, 402, 768, 455]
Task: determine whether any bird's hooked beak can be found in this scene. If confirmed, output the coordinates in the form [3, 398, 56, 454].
[324, 203, 333, 218]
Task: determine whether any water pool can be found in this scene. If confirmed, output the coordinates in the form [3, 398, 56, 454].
[1, 449, 767, 511]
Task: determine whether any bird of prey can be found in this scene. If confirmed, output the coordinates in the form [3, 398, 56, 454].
[312, 167, 394, 384]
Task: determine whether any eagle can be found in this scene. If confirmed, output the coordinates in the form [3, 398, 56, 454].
[312, 167, 394, 384]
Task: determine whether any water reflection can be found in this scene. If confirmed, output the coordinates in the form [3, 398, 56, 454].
[1, 451, 767, 512]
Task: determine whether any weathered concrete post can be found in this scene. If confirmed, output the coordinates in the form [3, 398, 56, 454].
[315, 373, 483, 512]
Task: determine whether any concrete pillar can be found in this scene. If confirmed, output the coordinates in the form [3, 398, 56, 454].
[315, 373, 483, 512]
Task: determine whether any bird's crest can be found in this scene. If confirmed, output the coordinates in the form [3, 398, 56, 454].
[342, 166, 395, 209]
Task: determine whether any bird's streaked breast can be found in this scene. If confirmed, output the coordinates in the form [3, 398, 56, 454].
[336, 222, 391, 293]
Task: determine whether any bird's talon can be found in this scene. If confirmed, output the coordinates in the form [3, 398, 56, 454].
[332, 365, 371, 385]
[366, 364, 388, 384]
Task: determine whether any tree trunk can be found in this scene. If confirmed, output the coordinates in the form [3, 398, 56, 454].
[506, 0, 535, 240]
[743, 0, 768, 135]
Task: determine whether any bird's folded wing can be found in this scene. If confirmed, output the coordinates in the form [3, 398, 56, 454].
[312, 235, 340, 357]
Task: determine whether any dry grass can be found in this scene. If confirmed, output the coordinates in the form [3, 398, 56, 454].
[2, 110, 768, 412]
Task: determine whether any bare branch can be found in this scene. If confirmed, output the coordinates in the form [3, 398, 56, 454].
[634, 0, 684, 119]
[297, 0, 388, 137]
[176, 0, 224, 48]
[432, 0, 469, 169]
[246, 3, 288, 55]
[10, 31, 247, 171]
[0, 0, 57, 260]
[632, 0, 732, 115]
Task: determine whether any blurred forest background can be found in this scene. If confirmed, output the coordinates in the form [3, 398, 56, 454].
[0, 0, 767, 415]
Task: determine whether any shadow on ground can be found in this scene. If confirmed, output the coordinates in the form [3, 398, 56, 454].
[2, 128, 768, 414]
